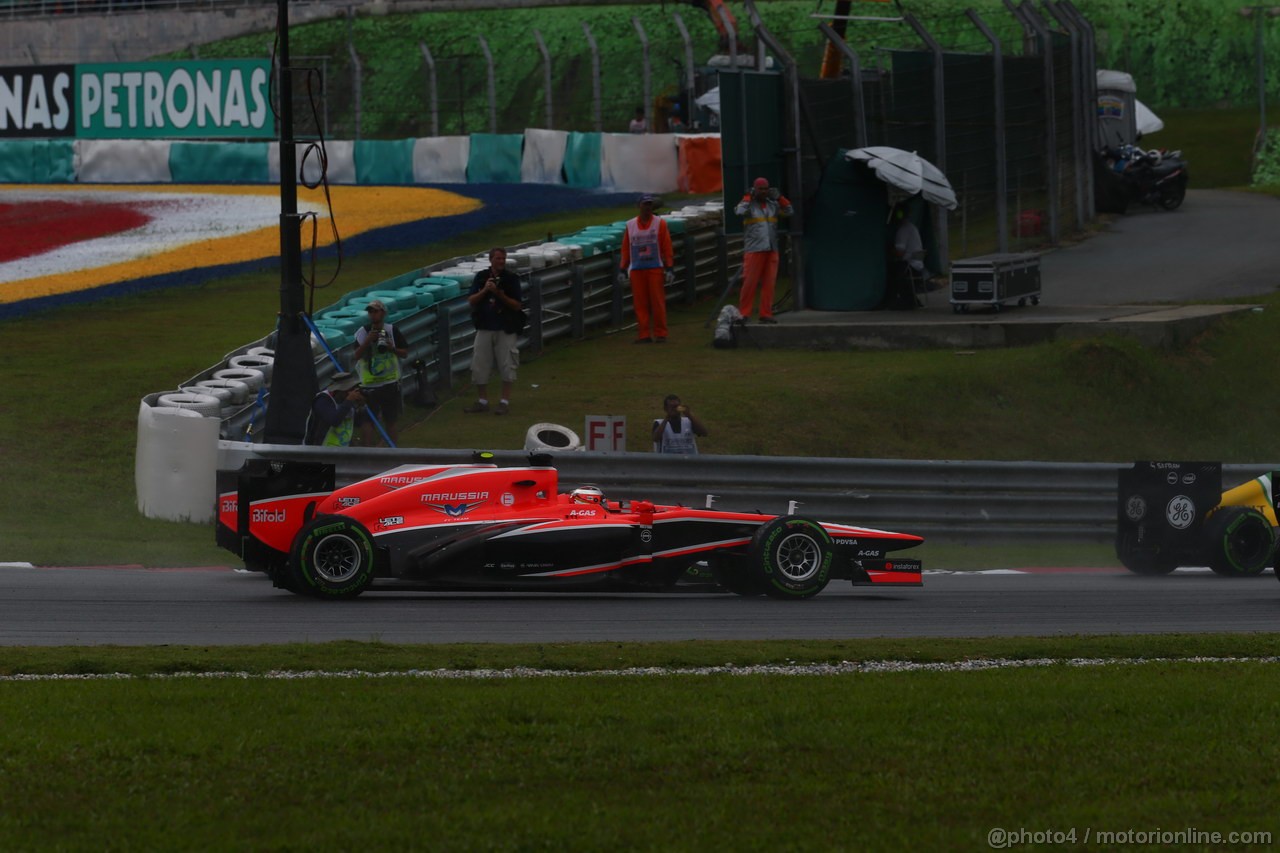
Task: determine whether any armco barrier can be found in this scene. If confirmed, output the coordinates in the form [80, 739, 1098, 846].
[220, 443, 1266, 545]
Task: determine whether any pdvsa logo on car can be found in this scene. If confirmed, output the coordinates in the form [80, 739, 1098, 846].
[833, 537, 859, 546]
[379, 516, 404, 528]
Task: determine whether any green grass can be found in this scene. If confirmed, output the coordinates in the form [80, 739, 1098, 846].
[1148, 106, 1261, 188]
[2, 635, 1280, 849]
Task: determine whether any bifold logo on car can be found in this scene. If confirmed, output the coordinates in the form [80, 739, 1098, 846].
[221, 499, 237, 513]
[252, 508, 286, 523]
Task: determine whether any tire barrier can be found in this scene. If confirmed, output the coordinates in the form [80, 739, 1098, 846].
[228, 353, 274, 384]
[155, 391, 222, 418]
[182, 382, 233, 406]
[191, 378, 251, 406]
[524, 422, 583, 453]
[213, 367, 265, 395]
[148, 405, 204, 419]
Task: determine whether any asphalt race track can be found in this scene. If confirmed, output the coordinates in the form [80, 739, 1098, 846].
[1, 566, 1277, 646]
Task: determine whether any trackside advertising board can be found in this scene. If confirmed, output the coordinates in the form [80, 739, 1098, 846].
[0, 61, 274, 139]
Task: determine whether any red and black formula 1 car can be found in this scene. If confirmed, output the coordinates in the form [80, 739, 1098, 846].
[216, 456, 924, 599]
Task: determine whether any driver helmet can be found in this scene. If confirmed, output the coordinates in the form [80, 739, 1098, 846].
[570, 485, 605, 505]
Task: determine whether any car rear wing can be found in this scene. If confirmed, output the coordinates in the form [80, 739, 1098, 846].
[215, 459, 335, 569]
[1115, 461, 1222, 569]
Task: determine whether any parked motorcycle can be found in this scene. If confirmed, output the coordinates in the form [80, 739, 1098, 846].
[1095, 144, 1189, 214]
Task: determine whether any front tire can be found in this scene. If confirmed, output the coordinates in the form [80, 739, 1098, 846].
[749, 517, 833, 599]
[290, 515, 377, 599]
[1203, 507, 1273, 577]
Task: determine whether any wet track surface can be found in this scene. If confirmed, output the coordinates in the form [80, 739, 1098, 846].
[1, 566, 1277, 646]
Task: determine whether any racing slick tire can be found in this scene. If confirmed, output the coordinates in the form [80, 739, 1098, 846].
[1203, 506, 1274, 577]
[748, 517, 833, 599]
[290, 515, 377, 599]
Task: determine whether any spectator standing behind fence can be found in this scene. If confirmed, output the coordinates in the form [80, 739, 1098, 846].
[464, 247, 523, 416]
[619, 194, 674, 344]
[652, 394, 708, 454]
[629, 106, 647, 133]
[734, 177, 793, 324]
[352, 300, 408, 446]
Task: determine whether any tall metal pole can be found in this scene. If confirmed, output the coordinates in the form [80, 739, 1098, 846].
[263, 0, 317, 445]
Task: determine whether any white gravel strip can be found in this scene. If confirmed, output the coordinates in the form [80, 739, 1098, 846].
[3, 656, 1278, 681]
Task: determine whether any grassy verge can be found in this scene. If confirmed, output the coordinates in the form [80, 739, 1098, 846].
[1, 633, 1278, 675]
[2, 635, 1280, 848]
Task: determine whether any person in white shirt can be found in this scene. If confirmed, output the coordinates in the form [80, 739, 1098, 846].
[651, 394, 709, 454]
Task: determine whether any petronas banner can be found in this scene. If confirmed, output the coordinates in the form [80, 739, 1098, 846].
[0, 61, 275, 140]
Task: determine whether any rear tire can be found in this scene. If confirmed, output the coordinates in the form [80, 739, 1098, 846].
[749, 517, 833, 599]
[1203, 507, 1273, 577]
[290, 515, 377, 599]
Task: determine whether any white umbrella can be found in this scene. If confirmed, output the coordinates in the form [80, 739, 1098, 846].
[845, 146, 958, 210]
[1135, 99, 1164, 136]
[695, 86, 721, 117]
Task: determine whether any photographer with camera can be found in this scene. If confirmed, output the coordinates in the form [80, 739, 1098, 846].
[733, 177, 793, 324]
[304, 372, 366, 447]
[651, 394, 708, 454]
[464, 247, 523, 416]
[352, 300, 409, 446]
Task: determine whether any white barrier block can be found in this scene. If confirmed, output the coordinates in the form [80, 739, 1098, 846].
[521, 128, 568, 184]
[135, 401, 220, 523]
[268, 140, 356, 185]
[76, 140, 173, 183]
[600, 133, 679, 193]
[412, 136, 470, 184]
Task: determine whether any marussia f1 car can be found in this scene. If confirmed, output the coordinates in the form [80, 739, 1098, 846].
[1116, 461, 1278, 576]
[216, 456, 925, 599]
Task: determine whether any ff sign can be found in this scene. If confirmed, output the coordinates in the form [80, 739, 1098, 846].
[584, 415, 626, 451]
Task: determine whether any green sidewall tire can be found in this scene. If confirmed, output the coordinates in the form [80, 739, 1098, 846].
[1204, 507, 1274, 577]
[291, 515, 376, 599]
[749, 517, 833, 599]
